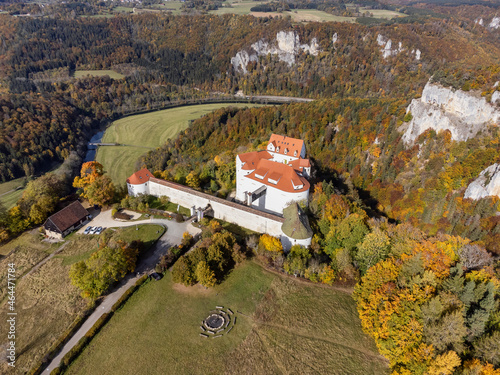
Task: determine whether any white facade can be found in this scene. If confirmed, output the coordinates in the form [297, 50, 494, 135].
[235, 135, 311, 215]
[127, 181, 149, 196]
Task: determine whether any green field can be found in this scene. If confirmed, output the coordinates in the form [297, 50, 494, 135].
[0, 177, 26, 209]
[74, 70, 125, 80]
[0, 224, 164, 374]
[66, 261, 388, 374]
[209, 1, 404, 22]
[96, 103, 264, 186]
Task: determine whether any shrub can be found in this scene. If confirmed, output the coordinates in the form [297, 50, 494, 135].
[172, 256, 195, 285]
[175, 213, 184, 223]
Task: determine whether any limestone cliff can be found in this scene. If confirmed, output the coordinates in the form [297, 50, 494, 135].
[231, 31, 321, 73]
[402, 82, 500, 145]
[376, 34, 420, 60]
[464, 164, 500, 200]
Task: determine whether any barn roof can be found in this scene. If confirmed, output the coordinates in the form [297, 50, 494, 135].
[44, 201, 88, 234]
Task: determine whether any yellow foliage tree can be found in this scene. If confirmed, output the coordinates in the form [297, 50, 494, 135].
[258, 234, 283, 254]
[426, 351, 461, 375]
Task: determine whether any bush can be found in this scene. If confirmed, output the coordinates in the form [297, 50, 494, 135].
[175, 213, 184, 222]
[172, 256, 195, 285]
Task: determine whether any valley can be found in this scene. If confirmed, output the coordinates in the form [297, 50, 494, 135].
[0, 0, 499, 374]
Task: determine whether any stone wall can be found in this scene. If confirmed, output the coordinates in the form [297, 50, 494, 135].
[148, 178, 285, 238]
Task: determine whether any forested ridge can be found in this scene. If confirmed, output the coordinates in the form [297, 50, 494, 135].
[0, 10, 499, 184]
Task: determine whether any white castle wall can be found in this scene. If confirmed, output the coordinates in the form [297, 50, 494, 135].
[147, 178, 285, 238]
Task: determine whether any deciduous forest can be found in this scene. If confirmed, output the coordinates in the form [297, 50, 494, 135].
[1, 1, 500, 373]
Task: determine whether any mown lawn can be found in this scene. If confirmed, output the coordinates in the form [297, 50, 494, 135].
[97, 103, 264, 186]
[66, 261, 388, 374]
[0, 224, 164, 374]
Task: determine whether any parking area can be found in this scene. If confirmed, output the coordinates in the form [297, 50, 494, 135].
[77, 209, 145, 234]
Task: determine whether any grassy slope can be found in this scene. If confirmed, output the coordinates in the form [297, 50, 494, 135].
[97, 103, 264, 186]
[66, 262, 388, 375]
[0, 177, 26, 209]
[0, 225, 164, 374]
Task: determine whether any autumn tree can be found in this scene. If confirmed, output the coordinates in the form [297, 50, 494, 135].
[171, 255, 195, 286]
[195, 261, 217, 287]
[69, 244, 138, 299]
[73, 161, 115, 206]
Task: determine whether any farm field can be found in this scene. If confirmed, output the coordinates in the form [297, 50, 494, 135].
[210, 1, 405, 22]
[96, 103, 265, 186]
[66, 261, 388, 375]
[73, 70, 125, 80]
[0, 224, 164, 374]
[0, 177, 26, 209]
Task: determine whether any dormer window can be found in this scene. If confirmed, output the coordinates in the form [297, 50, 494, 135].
[294, 150, 297, 157]
[276, 146, 280, 152]
[284, 148, 288, 155]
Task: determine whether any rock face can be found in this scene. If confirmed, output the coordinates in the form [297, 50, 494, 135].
[402, 82, 500, 145]
[489, 17, 500, 29]
[464, 164, 500, 200]
[376, 34, 420, 60]
[492, 91, 500, 104]
[231, 31, 321, 73]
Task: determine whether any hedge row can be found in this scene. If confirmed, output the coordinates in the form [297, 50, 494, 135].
[111, 274, 148, 312]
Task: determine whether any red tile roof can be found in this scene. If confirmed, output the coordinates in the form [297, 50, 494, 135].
[238, 151, 272, 170]
[268, 134, 304, 158]
[127, 168, 153, 185]
[289, 158, 311, 171]
[245, 159, 309, 193]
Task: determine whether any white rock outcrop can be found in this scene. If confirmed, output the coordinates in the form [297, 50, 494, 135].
[231, 31, 321, 73]
[230, 50, 258, 74]
[475, 18, 484, 26]
[332, 32, 338, 44]
[464, 164, 500, 200]
[492, 91, 500, 105]
[402, 82, 500, 145]
[377, 34, 420, 60]
[489, 17, 500, 29]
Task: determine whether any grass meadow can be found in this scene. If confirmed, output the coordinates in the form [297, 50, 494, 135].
[96, 103, 264, 186]
[73, 70, 125, 80]
[65, 261, 388, 375]
[0, 177, 26, 209]
[0, 224, 163, 374]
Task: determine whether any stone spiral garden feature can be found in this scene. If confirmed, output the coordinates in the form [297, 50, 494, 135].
[199, 306, 236, 338]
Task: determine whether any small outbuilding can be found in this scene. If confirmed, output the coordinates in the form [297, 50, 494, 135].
[43, 201, 90, 239]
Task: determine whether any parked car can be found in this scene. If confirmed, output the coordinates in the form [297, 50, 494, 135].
[150, 272, 163, 281]
[89, 226, 98, 235]
[83, 226, 92, 235]
[95, 226, 104, 235]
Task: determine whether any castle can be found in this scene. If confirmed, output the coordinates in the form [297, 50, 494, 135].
[126, 134, 312, 250]
[235, 134, 311, 214]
